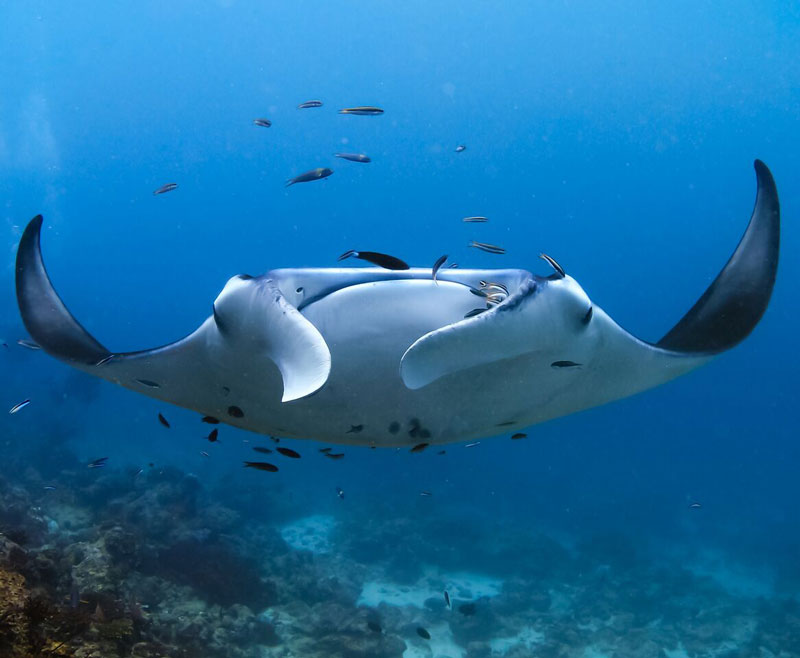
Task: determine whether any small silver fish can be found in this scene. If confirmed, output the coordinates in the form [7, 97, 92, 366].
[339, 106, 384, 115]
[9, 399, 31, 414]
[17, 339, 41, 350]
[689, 502, 702, 509]
[334, 153, 371, 163]
[298, 100, 323, 109]
[253, 118, 272, 127]
[455, 145, 466, 153]
[469, 240, 506, 255]
[43, 485, 57, 491]
[432, 254, 448, 284]
[153, 183, 178, 195]
[419, 491, 433, 497]
[464, 441, 480, 448]
[87, 457, 108, 469]
[336, 487, 345, 499]
[462, 216, 488, 223]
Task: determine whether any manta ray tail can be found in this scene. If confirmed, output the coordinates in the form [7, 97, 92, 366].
[657, 159, 779, 354]
[16, 215, 112, 365]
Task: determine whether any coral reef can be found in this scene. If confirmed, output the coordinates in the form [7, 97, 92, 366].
[0, 457, 798, 657]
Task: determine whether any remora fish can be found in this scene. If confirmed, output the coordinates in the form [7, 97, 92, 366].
[253, 118, 272, 127]
[462, 216, 488, 223]
[298, 100, 323, 108]
[153, 183, 178, 196]
[334, 153, 371, 163]
[8, 399, 31, 414]
[432, 255, 448, 284]
[17, 339, 40, 350]
[339, 106, 384, 115]
[88, 457, 108, 468]
[338, 250, 410, 270]
[468, 240, 506, 255]
[286, 168, 333, 186]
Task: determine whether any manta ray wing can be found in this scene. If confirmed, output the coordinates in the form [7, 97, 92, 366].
[401, 160, 780, 418]
[15, 160, 780, 444]
[15, 217, 331, 410]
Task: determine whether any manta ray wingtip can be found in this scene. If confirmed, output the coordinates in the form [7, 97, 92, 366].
[16, 215, 110, 365]
[656, 159, 779, 354]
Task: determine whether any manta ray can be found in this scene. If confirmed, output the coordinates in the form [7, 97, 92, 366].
[16, 161, 779, 446]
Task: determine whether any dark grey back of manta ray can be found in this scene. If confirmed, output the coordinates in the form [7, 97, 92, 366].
[15, 160, 780, 370]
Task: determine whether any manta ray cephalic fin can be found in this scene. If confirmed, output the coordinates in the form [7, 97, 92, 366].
[212, 274, 331, 402]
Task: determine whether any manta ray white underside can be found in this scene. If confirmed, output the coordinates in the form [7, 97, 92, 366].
[16, 161, 780, 446]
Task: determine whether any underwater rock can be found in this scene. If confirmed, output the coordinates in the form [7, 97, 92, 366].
[465, 641, 493, 658]
[449, 596, 504, 645]
[70, 540, 118, 596]
[493, 578, 551, 617]
[0, 479, 48, 547]
[423, 594, 446, 613]
[311, 632, 407, 658]
[0, 567, 31, 657]
[154, 537, 275, 608]
[103, 525, 139, 567]
[0, 534, 28, 571]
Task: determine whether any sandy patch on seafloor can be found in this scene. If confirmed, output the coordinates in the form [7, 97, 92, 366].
[279, 514, 336, 554]
[685, 548, 774, 598]
[358, 567, 503, 609]
[490, 626, 545, 654]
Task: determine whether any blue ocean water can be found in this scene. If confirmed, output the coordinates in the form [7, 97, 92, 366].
[1, 2, 798, 656]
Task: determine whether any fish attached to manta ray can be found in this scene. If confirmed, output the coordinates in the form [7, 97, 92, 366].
[15, 161, 780, 447]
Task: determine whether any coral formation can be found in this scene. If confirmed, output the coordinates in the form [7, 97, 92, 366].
[0, 455, 798, 657]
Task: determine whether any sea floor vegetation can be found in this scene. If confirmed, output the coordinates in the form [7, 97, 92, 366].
[0, 461, 798, 658]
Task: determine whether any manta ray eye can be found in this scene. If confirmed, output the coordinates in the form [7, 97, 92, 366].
[296, 287, 304, 294]
[582, 306, 593, 325]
